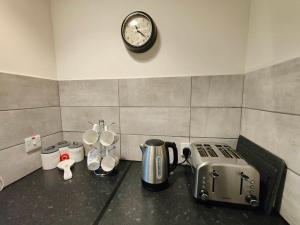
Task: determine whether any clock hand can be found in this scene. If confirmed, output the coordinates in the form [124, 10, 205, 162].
[137, 30, 146, 37]
[135, 25, 146, 37]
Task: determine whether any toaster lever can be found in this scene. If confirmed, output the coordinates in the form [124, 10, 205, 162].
[212, 170, 219, 178]
[241, 172, 249, 180]
[211, 170, 219, 193]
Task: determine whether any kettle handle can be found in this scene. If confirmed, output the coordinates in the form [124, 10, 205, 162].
[165, 142, 178, 173]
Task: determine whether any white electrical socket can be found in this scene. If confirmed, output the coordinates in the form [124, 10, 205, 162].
[180, 142, 190, 158]
[25, 134, 41, 153]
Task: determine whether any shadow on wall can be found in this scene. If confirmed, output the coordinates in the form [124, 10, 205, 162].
[126, 31, 161, 63]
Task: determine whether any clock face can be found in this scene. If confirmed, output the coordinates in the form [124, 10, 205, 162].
[123, 14, 152, 47]
[121, 11, 157, 53]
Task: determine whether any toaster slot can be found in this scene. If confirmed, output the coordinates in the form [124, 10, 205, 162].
[215, 144, 241, 159]
[216, 145, 232, 158]
[196, 144, 208, 157]
[204, 144, 218, 157]
[229, 150, 241, 159]
[224, 145, 241, 159]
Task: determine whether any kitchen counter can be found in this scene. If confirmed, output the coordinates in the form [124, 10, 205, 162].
[99, 162, 288, 225]
[0, 161, 288, 225]
[0, 160, 131, 225]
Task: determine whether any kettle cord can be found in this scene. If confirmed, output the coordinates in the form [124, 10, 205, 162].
[178, 147, 191, 165]
[178, 158, 187, 165]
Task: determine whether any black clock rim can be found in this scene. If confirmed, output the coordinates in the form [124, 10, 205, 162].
[121, 11, 157, 53]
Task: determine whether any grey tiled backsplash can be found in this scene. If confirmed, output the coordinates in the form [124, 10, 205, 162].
[119, 77, 191, 107]
[0, 107, 62, 149]
[241, 57, 300, 225]
[0, 73, 59, 110]
[190, 107, 241, 138]
[243, 57, 300, 114]
[0, 73, 62, 188]
[242, 108, 300, 174]
[61, 106, 120, 132]
[191, 75, 244, 107]
[59, 79, 119, 106]
[120, 107, 190, 136]
[59, 75, 244, 162]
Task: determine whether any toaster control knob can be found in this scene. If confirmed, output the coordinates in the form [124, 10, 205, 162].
[246, 195, 259, 207]
[199, 190, 209, 202]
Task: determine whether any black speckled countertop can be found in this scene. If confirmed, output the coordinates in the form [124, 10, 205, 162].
[0, 161, 288, 225]
[99, 162, 288, 225]
[0, 160, 131, 225]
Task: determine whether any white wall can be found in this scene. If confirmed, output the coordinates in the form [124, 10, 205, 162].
[245, 0, 300, 72]
[51, 0, 250, 80]
[0, 0, 56, 79]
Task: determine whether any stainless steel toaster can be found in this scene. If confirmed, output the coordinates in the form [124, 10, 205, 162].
[189, 142, 260, 207]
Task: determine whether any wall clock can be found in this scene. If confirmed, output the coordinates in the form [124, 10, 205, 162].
[121, 11, 157, 53]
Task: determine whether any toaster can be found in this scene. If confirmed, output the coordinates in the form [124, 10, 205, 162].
[188, 142, 260, 207]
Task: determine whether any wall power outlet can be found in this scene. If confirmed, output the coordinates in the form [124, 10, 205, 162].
[180, 143, 190, 158]
[24, 134, 41, 153]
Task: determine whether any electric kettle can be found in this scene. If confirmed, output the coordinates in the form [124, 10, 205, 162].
[140, 139, 178, 191]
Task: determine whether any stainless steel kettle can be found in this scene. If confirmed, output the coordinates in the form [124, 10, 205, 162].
[140, 139, 178, 191]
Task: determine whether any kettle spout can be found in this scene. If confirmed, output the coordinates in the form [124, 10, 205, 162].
[140, 144, 146, 152]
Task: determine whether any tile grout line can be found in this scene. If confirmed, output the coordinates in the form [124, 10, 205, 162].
[62, 131, 239, 140]
[0, 105, 60, 112]
[244, 107, 300, 117]
[189, 136, 238, 139]
[0, 131, 63, 152]
[189, 76, 193, 143]
[239, 75, 246, 135]
[57, 80, 64, 138]
[117, 79, 122, 158]
[60, 105, 120, 108]
[288, 168, 300, 177]
[58, 105, 242, 108]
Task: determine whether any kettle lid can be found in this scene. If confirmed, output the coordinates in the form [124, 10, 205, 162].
[145, 139, 164, 146]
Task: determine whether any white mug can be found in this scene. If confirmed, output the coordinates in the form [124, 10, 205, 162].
[101, 151, 120, 172]
[83, 124, 100, 146]
[87, 148, 101, 171]
[99, 125, 119, 147]
[101, 155, 116, 172]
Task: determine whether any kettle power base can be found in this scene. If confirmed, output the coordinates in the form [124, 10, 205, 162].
[141, 179, 169, 192]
